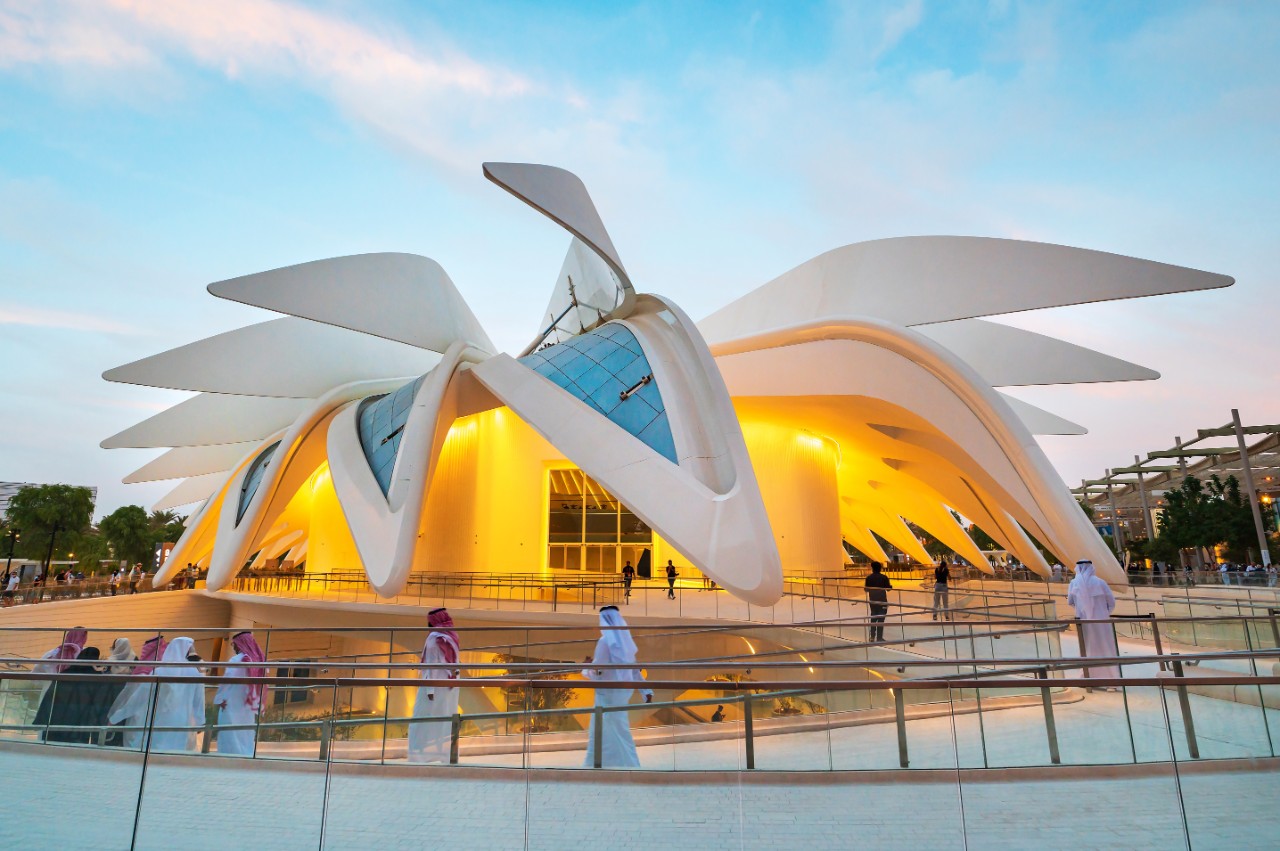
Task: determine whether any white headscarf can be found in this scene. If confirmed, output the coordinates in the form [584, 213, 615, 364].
[108, 637, 137, 672]
[1069, 560, 1107, 597]
[598, 607, 639, 665]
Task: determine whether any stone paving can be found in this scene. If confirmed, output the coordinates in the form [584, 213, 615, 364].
[1, 680, 1276, 850]
[0, 743, 1275, 850]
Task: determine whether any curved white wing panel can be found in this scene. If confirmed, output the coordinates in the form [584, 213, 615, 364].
[483, 162, 634, 303]
[207, 253, 495, 355]
[203, 379, 406, 590]
[997, 393, 1087, 436]
[123, 441, 263, 484]
[327, 343, 488, 596]
[152, 471, 229, 512]
[102, 393, 310, 449]
[712, 318, 1122, 583]
[917, 319, 1159, 387]
[103, 317, 441, 398]
[472, 295, 782, 604]
[698, 236, 1233, 344]
[534, 238, 631, 348]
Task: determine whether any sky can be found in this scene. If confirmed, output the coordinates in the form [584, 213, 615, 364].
[0, 0, 1277, 520]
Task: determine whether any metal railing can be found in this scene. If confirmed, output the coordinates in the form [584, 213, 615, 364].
[0, 613, 1276, 849]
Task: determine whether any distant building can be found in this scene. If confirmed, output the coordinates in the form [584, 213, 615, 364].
[0, 482, 98, 517]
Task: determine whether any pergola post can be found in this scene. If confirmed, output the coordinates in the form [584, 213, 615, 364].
[1231, 409, 1272, 567]
[1106, 470, 1125, 561]
[1134, 455, 1153, 543]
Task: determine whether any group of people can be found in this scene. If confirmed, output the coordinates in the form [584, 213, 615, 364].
[106, 565, 146, 595]
[618, 560, 682, 603]
[30, 627, 268, 755]
[1217, 561, 1279, 586]
[405, 605, 655, 769]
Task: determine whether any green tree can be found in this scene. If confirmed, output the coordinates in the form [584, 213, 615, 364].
[149, 509, 186, 547]
[99, 504, 153, 566]
[74, 529, 112, 574]
[1155, 474, 1258, 566]
[5, 484, 95, 570]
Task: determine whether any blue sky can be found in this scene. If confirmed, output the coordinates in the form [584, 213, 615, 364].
[1, 0, 1277, 517]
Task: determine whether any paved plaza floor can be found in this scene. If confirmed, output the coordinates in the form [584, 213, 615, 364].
[1, 743, 1274, 850]
[2, 681, 1275, 850]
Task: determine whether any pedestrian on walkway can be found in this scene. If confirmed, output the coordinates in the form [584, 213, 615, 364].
[408, 608, 461, 764]
[583, 606, 652, 768]
[128, 564, 141, 594]
[622, 561, 635, 602]
[864, 563, 892, 642]
[150, 637, 206, 752]
[215, 631, 267, 756]
[665, 561, 677, 599]
[1067, 559, 1120, 688]
[931, 559, 951, 621]
[108, 635, 166, 749]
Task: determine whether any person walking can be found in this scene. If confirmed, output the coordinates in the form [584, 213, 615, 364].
[621, 561, 635, 602]
[408, 608, 461, 764]
[107, 635, 166, 749]
[665, 561, 678, 600]
[931, 559, 951, 622]
[583, 606, 652, 768]
[34, 646, 114, 744]
[128, 564, 141, 594]
[1067, 560, 1120, 688]
[150, 637, 206, 752]
[864, 563, 892, 642]
[214, 631, 267, 756]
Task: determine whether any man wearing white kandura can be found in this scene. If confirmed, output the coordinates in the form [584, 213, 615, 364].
[583, 605, 653, 769]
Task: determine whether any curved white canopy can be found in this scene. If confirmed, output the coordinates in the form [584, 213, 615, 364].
[917, 318, 1159, 387]
[207, 253, 495, 355]
[123, 441, 262, 484]
[998, 393, 1086, 436]
[698, 236, 1233, 344]
[101, 393, 310, 449]
[152, 472, 230, 512]
[103, 317, 440, 398]
[483, 161, 634, 297]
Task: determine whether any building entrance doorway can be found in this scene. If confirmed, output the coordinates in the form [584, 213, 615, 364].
[547, 469, 651, 573]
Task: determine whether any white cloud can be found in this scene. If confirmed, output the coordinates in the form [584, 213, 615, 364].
[0, 0, 662, 177]
[0, 303, 139, 334]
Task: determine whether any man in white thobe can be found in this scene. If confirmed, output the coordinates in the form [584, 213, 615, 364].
[583, 606, 653, 769]
[1067, 560, 1120, 686]
[150, 637, 206, 752]
[108, 636, 165, 749]
[214, 631, 266, 756]
[408, 608, 461, 764]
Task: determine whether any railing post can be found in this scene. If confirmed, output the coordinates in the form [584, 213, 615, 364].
[1148, 614, 1167, 671]
[201, 721, 213, 754]
[1170, 657, 1200, 759]
[593, 704, 604, 769]
[449, 713, 461, 765]
[318, 719, 332, 761]
[742, 694, 755, 770]
[894, 688, 909, 768]
[1037, 668, 1061, 764]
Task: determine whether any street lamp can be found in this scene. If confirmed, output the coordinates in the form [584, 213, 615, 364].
[42, 522, 60, 580]
[3, 528, 19, 580]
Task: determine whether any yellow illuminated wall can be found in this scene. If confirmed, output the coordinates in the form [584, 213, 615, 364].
[417, 408, 561, 573]
[255, 462, 362, 575]
[413, 407, 698, 575]
[740, 419, 844, 571]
